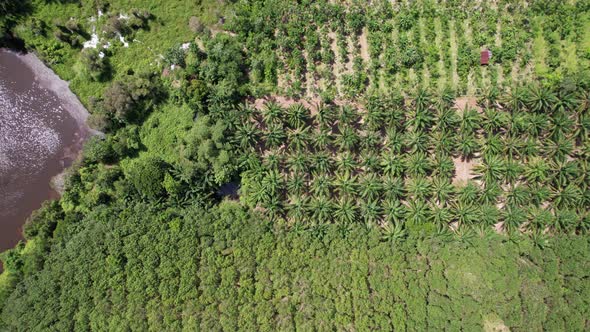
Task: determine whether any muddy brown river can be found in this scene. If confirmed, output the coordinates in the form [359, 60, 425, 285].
[0, 49, 90, 253]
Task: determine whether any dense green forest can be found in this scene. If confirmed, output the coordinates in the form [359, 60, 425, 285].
[1, 0, 590, 330]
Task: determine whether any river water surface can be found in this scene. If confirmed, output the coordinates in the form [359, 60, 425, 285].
[0, 49, 90, 253]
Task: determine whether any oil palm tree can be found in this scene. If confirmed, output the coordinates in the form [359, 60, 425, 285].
[338, 105, 359, 125]
[360, 173, 382, 200]
[554, 90, 578, 113]
[528, 183, 551, 207]
[364, 104, 384, 131]
[523, 113, 549, 138]
[404, 152, 432, 177]
[459, 107, 481, 133]
[435, 107, 460, 132]
[430, 130, 457, 156]
[406, 108, 434, 131]
[261, 169, 283, 199]
[553, 209, 579, 233]
[545, 136, 575, 162]
[382, 175, 405, 200]
[452, 201, 480, 227]
[287, 194, 308, 222]
[502, 160, 523, 184]
[528, 206, 553, 231]
[264, 123, 286, 149]
[384, 127, 404, 153]
[405, 199, 430, 224]
[479, 204, 500, 226]
[551, 184, 582, 209]
[312, 152, 333, 174]
[361, 130, 381, 152]
[506, 184, 531, 207]
[457, 134, 479, 160]
[286, 172, 306, 196]
[431, 176, 454, 204]
[286, 152, 308, 174]
[334, 197, 357, 224]
[552, 159, 581, 188]
[430, 204, 452, 227]
[313, 127, 333, 150]
[523, 157, 550, 183]
[406, 176, 431, 200]
[286, 103, 309, 128]
[381, 220, 407, 243]
[262, 101, 283, 125]
[381, 150, 405, 177]
[549, 110, 575, 139]
[333, 171, 357, 198]
[525, 84, 558, 113]
[502, 205, 527, 233]
[336, 152, 357, 174]
[336, 125, 359, 151]
[482, 107, 509, 134]
[263, 150, 283, 170]
[479, 182, 502, 205]
[456, 181, 480, 205]
[413, 88, 432, 112]
[287, 125, 310, 151]
[431, 152, 455, 179]
[360, 199, 382, 226]
[309, 195, 332, 223]
[315, 102, 334, 128]
[404, 129, 429, 153]
[502, 85, 528, 114]
[481, 134, 503, 160]
[383, 198, 405, 224]
[473, 155, 505, 185]
[310, 173, 332, 197]
[235, 121, 261, 150]
[361, 151, 380, 173]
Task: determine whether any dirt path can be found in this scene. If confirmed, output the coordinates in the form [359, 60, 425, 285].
[328, 31, 343, 95]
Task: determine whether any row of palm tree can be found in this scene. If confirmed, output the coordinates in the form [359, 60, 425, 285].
[233, 83, 589, 234]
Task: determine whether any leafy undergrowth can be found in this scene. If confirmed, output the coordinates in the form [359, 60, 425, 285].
[1, 202, 589, 331]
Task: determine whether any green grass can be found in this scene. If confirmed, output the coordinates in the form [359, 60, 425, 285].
[15, 0, 230, 104]
[140, 102, 194, 164]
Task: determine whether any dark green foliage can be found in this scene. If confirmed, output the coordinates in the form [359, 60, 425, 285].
[125, 155, 169, 199]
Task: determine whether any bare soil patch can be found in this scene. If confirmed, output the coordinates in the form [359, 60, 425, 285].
[452, 157, 479, 185]
[359, 28, 370, 63]
[454, 96, 482, 114]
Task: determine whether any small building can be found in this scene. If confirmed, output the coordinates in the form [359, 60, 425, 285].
[480, 49, 492, 65]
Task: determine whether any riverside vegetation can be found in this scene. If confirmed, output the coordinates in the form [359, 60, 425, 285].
[1, 0, 590, 330]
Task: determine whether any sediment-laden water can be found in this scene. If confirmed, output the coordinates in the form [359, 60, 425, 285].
[0, 49, 90, 252]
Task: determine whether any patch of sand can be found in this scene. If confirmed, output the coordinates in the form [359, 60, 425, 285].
[359, 27, 370, 63]
[454, 96, 482, 114]
[483, 314, 510, 332]
[452, 157, 479, 185]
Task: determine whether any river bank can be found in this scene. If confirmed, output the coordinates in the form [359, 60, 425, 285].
[0, 49, 92, 252]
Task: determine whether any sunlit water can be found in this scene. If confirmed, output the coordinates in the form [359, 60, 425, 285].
[0, 50, 88, 252]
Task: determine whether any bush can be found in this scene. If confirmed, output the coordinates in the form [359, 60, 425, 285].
[83, 136, 114, 164]
[125, 155, 169, 199]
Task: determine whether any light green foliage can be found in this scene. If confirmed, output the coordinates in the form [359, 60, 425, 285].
[182, 115, 236, 185]
[1, 203, 589, 330]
